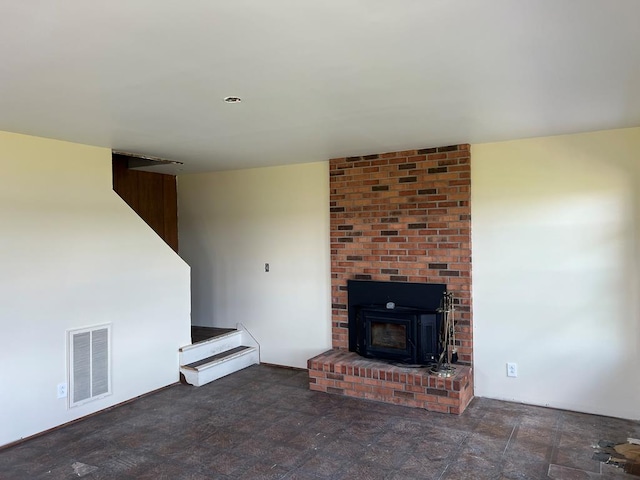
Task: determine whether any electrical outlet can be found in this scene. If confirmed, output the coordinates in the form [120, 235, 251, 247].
[57, 383, 67, 399]
[265, 263, 269, 272]
[507, 363, 518, 378]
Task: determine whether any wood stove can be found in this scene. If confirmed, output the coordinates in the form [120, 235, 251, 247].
[348, 280, 446, 365]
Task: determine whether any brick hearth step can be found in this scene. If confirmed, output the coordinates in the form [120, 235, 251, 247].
[308, 349, 474, 414]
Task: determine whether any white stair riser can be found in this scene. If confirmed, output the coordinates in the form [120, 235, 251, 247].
[180, 349, 259, 387]
[179, 332, 242, 365]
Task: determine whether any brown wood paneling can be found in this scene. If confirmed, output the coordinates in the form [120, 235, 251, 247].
[112, 155, 140, 211]
[162, 174, 178, 252]
[112, 154, 178, 253]
[137, 170, 164, 238]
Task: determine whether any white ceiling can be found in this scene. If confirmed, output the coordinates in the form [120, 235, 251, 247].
[1, 1, 639, 174]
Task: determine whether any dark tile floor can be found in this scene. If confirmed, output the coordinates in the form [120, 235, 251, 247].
[1, 365, 638, 480]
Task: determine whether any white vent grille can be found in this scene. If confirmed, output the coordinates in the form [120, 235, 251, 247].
[68, 324, 111, 407]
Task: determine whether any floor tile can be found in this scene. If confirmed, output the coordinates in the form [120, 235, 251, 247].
[1, 364, 638, 480]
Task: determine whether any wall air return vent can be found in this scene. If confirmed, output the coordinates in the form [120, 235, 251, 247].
[68, 324, 111, 408]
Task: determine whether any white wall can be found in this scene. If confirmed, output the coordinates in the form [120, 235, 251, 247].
[178, 162, 331, 368]
[0, 131, 191, 447]
[472, 128, 640, 419]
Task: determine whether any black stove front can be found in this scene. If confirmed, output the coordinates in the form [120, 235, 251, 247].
[348, 280, 445, 365]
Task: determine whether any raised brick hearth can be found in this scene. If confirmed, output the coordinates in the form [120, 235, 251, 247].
[308, 144, 474, 414]
[308, 350, 474, 414]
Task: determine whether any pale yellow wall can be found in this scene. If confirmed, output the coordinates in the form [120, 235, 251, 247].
[472, 127, 640, 419]
[0, 131, 191, 446]
[178, 162, 332, 368]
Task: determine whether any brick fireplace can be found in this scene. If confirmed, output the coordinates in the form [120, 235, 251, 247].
[308, 144, 473, 414]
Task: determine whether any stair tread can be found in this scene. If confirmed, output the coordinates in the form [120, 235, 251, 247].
[183, 346, 254, 369]
[180, 329, 241, 352]
[191, 326, 237, 344]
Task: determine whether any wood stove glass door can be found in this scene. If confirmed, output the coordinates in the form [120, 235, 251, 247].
[362, 309, 417, 363]
[370, 321, 407, 350]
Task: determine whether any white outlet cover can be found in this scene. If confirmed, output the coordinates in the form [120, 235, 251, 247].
[57, 383, 67, 398]
[507, 363, 518, 377]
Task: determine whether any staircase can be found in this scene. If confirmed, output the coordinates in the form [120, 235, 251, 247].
[179, 323, 260, 387]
